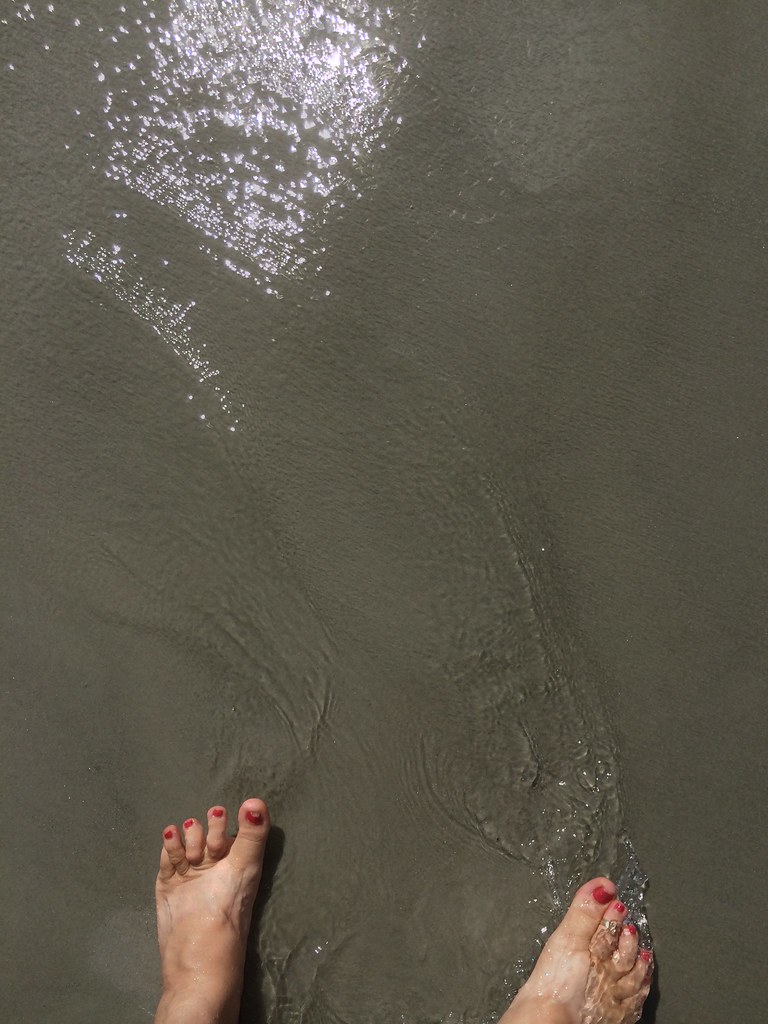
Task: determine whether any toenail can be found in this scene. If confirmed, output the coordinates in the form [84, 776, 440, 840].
[163, 829, 174, 840]
[211, 808, 224, 818]
[183, 819, 195, 829]
[614, 901, 627, 914]
[246, 810, 263, 825]
[640, 949, 652, 962]
[625, 924, 637, 936]
[592, 885, 614, 904]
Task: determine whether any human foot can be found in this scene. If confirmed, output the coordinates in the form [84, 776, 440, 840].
[154, 798, 270, 1024]
[500, 877, 653, 1024]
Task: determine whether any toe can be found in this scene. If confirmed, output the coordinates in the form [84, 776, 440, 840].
[182, 817, 205, 865]
[206, 805, 230, 860]
[160, 824, 190, 877]
[229, 798, 270, 874]
[158, 846, 175, 881]
[589, 895, 628, 962]
[617, 948, 654, 999]
[611, 923, 640, 975]
[638, 947, 654, 985]
[556, 876, 618, 947]
[618, 950, 655, 1024]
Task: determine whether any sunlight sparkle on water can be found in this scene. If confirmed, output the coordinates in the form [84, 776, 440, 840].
[94, 0, 410, 292]
[65, 230, 243, 430]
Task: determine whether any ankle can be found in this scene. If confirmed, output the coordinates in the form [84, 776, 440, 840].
[155, 979, 242, 1024]
[160, 918, 247, 980]
[158, 923, 248, 1022]
[501, 988, 577, 1024]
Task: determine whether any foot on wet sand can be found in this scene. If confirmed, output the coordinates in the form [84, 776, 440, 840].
[500, 877, 653, 1024]
[154, 798, 270, 1024]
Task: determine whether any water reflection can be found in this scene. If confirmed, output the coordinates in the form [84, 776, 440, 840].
[99, 0, 412, 291]
[64, 229, 243, 430]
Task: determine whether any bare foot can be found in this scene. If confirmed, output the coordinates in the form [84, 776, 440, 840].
[500, 877, 653, 1024]
[154, 798, 270, 1024]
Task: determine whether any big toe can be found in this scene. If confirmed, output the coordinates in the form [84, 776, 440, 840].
[557, 877, 619, 946]
[228, 798, 270, 874]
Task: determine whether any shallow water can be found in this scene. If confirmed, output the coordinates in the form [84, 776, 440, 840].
[2, 2, 767, 1022]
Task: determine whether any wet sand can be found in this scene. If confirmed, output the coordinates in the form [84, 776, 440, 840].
[2, 2, 767, 1022]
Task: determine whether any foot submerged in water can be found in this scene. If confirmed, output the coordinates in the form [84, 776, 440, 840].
[154, 798, 270, 1023]
[501, 877, 653, 1024]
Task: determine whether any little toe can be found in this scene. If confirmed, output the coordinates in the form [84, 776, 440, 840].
[182, 817, 205, 865]
[611, 923, 640, 975]
[229, 798, 270, 874]
[158, 846, 175, 882]
[206, 805, 230, 859]
[160, 824, 190, 877]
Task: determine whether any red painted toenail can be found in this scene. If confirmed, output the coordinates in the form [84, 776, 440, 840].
[211, 808, 224, 818]
[183, 819, 195, 829]
[640, 949, 653, 962]
[592, 885, 614, 904]
[246, 810, 263, 825]
[614, 901, 627, 914]
[163, 829, 174, 840]
[625, 924, 637, 936]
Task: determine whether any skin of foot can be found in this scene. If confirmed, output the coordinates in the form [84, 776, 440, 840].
[500, 877, 653, 1024]
[154, 798, 270, 1024]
